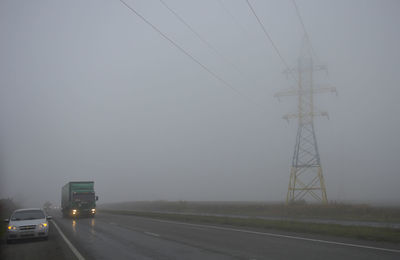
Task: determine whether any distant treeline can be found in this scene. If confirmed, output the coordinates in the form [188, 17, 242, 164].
[0, 198, 18, 219]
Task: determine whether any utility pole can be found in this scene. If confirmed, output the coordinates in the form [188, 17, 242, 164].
[275, 40, 336, 204]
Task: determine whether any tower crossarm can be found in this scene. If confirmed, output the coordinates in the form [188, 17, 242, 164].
[274, 86, 336, 98]
[312, 86, 337, 95]
[274, 88, 298, 98]
[283, 111, 329, 121]
[282, 113, 299, 121]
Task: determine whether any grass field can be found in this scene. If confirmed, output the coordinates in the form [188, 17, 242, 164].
[100, 200, 400, 223]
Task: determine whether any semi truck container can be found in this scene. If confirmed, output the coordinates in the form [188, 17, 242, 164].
[61, 181, 98, 217]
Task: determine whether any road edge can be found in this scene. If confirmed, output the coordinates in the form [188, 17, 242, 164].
[51, 220, 85, 260]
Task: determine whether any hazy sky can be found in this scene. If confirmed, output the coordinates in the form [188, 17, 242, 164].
[1, 0, 399, 207]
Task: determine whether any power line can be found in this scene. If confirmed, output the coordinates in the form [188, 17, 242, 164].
[291, 0, 319, 63]
[245, 0, 292, 77]
[159, 0, 252, 87]
[159, 0, 216, 53]
[217, 0, 249, 36]
[119, 0, 246, 99]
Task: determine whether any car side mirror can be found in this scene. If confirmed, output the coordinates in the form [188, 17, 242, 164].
[46, 216, 52, 220]
[4, 219, 9, 222]
[96, 196, 99, 201]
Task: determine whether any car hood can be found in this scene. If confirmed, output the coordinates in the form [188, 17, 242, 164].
[9, 218, 47, 227]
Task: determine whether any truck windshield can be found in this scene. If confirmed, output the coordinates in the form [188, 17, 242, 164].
[73, 193, 95, 202]
[11, 210, 45, 221]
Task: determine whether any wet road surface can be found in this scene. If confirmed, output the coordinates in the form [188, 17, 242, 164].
[54, 210, 400, 259]
[2, 209, 400, 259]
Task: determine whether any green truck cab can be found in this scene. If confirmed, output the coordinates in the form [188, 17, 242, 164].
[61, 181, 98, 218]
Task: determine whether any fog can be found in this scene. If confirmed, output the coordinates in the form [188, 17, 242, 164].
[0, 0, 399, 207]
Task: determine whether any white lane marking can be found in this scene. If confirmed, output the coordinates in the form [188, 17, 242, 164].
[51, 220, 85, 260]
[108, 220, 160, 238]
[145, 218, 400, 254]
[144, 231, 160, 237]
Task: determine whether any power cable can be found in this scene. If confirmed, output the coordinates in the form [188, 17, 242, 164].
[245, 0, 293, 78]
[119, 0, 269, 111]
[217, 0, 249, 36]
[291, 0, 319, 63]
[119, 0, 247, 99]
[159, 0, 218, 54]
[159, 0, 254, 88]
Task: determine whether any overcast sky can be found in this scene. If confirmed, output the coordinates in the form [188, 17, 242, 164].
[1, 0, 399, 207]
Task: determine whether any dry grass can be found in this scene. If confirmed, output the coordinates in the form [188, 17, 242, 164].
[100, 201, 400, 223]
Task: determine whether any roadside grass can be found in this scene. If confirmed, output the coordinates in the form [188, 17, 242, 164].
[0, 198, 18, 238]
[0, 224, 4, 237]
[100, 201, 400, 223]
[101, 209, 400, 243]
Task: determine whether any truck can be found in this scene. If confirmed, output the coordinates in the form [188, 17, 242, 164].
[61, 181, 98, 218]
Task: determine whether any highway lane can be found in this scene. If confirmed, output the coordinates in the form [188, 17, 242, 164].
[51, 210, 232, 260]
[51, 210, 400, 260]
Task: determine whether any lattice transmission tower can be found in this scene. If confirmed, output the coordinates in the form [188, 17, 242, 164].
[275, 41, 336, 204]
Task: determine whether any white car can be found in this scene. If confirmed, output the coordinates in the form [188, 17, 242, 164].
[4, 208, 52, 243]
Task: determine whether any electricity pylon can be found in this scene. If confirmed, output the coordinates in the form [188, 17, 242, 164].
[275, 41, 336, 204]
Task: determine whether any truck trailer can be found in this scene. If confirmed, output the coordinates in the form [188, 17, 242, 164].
[61, 181, 98, 218]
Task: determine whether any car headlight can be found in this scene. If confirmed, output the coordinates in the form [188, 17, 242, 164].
[91, 208, 96, 213]
[8, 225, 17, 230]
[39, 223, 48, 229]
[72, 209, 77, 215]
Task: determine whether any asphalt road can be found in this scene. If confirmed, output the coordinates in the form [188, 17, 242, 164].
[2, 210, 400, 259]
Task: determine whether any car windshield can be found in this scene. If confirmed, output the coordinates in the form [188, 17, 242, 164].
[11, 210, 45, 221]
